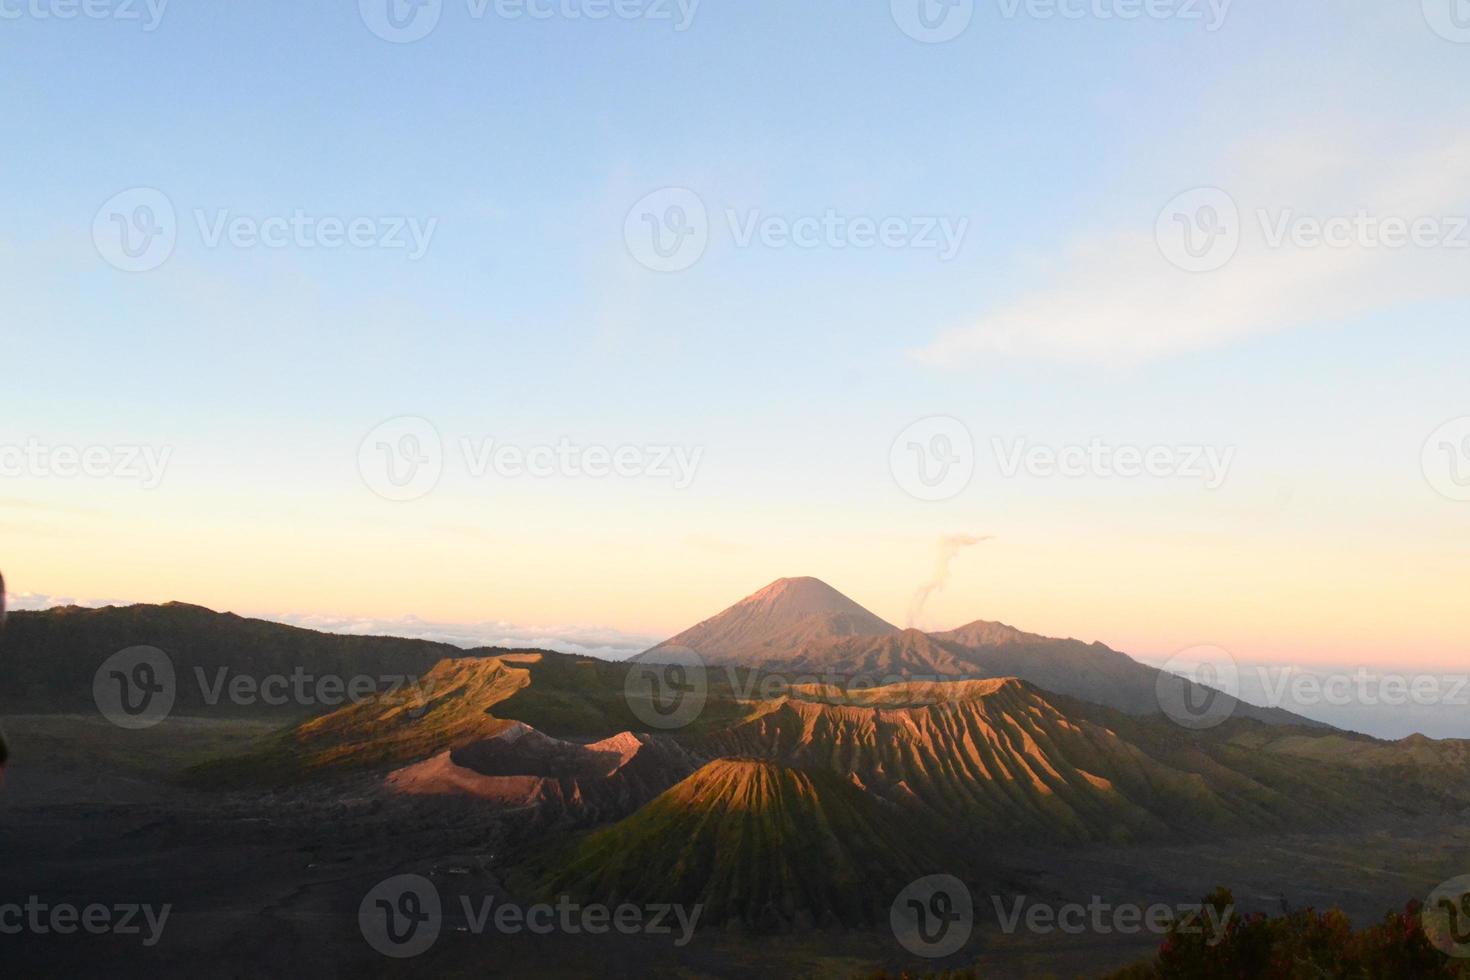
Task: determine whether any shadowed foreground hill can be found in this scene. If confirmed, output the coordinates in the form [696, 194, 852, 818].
[527, 758, 957, 929]
[0, 602, 485, 715]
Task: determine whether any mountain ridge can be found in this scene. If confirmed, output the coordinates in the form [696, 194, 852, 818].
[641, 577, 1327, 729]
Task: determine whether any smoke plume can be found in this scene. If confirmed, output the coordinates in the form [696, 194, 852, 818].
[907, 534, 992, 628]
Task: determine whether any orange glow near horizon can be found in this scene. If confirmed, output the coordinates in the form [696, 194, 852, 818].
[5, 483, 1466, 672]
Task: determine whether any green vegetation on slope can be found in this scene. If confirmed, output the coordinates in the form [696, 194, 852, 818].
[188, 651, 759, 784]
[525, 758, 957, 928]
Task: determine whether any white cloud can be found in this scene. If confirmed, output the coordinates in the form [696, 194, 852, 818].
[6, 591, 133, 612]
[272, 612, 660, 661]
[915, 131, 1470, 366]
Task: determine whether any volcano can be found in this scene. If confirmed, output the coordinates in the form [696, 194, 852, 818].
[641, 577, 1325, 728]
[526, 758, 957, 928]
[640, 577, 898, 667]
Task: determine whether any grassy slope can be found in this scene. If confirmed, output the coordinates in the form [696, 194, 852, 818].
[525, 758, 952, 928]
[187, 651, 759, 784]
[696, 680, 1470, 844]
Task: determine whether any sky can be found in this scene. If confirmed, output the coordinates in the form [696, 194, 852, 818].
[2, 1, 1469, 721]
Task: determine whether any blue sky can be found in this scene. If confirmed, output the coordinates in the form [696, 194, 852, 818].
[3, 1, 1470, 737]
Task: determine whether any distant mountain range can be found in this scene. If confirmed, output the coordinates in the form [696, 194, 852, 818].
[12, 578, 1465, 930]
[6, 577, 1315, 728]
[640, 576, 1320, 728]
